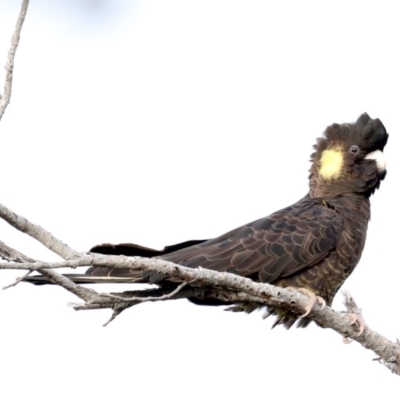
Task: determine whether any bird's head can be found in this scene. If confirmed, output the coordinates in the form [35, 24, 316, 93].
[309, 113, 388, 198]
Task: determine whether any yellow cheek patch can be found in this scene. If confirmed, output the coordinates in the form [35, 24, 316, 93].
[319, 149, 343, 179]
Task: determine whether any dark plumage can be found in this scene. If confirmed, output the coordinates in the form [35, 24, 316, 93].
[26, 113, 388, 328]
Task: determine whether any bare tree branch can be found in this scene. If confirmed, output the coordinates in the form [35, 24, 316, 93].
[1, 200, 400, 374]
[0, 0, 29, 121]
[69, 286, 218, 310]
[0, 240, 36, 289]
[0, 257, 92, 271]
[95, 281, 189, 303]
[0, 203, 81, 259]
[0, 239, 35, 263]
[0, 0, 398, 379]
[2, 270, 33, 289]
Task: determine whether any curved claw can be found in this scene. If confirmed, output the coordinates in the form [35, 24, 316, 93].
[286, 287, 326, 317]
[300, 291, 326, 317]
[346, 312, 366, 337]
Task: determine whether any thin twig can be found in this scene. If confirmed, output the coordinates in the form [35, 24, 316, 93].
[33, 267, 98, 302]
[96, 282, 188, 303]
[343, 290, 363, 315]
[3, 270, 33, 289]
[103, 309, 122, 327]
[0, 0, 29, 120]
[98, 285, 194, 326]
[70, 287, 262, 311]
[0, 240, 36, 289]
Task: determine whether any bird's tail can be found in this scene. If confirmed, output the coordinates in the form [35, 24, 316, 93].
[23, 239, 207, 286]
[24, 273, 145, 285]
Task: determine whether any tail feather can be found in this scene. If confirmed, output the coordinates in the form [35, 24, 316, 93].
[24, 239, 207, 286]
[24, 273, 145, 286]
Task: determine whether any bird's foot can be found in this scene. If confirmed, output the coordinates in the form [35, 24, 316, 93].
[287, 287, 326, 317]
[342, 313, 366, 343]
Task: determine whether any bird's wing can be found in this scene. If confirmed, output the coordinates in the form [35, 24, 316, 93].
[27, 198, 342, 286]
[159, 198, 343, 284]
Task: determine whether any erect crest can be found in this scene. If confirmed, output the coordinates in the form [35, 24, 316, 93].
[313, 113, 388, 157]
[309, 113, 389, 197]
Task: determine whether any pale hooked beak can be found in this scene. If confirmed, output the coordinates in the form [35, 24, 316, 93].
[365, 150, 386, 172]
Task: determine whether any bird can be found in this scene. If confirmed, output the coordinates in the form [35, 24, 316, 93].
[25, 113, 388, 328]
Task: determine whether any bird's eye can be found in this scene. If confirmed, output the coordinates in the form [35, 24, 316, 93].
[349, 145, 360, 154]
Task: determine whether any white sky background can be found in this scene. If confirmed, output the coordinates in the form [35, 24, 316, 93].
[0, 0, 399, 398]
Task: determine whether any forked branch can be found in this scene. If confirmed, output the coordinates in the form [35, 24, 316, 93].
[1, 202, 400, 375]
[0, 0, 399, 378]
